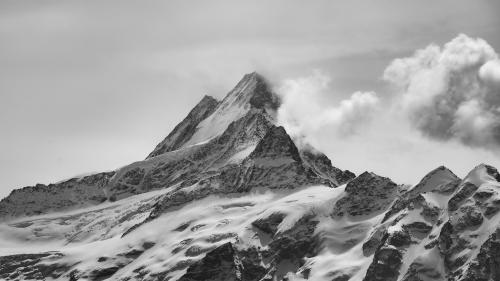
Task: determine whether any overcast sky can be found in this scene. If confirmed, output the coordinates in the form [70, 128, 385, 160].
[1, 0, 500, 198]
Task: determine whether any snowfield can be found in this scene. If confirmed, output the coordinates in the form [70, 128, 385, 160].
[0, 184, 373, 280]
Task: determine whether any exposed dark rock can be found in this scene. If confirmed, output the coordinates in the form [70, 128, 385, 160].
[0, 172, 113, 220]
[383, 166, 460, 223]
[120, 168, 145, 186]
[454, 206, 483, 231]
[0, 252, 70, 280]
[247, 72, 281, 110]
[484, 164, 500, 182]
[363, 246, 403, 281]
[172, 238, 193, 254]
[264, 216, 320, 279]
[249, 126, 301, 162]
[300, 149, 356, 186]
[251, 212, 286, 236]
[334, 172, 398, 217]
[485, 204, 500, 217]
[363, 227, 387, 256]
[331, 274, 351, 281]
[401, 261, 443, 281]
[448, 182, 478, 212]
[387, 229, 412, 248]
[462, 228, 500, 281]
[473, 190, 494, 201]
[438, 220, 476, 277]
[424, 239, 438, 249]
[178, 242, 267, 281]
[173, 221, 192, 232]
[362, 226, 412, 281]
[88, 266, 121, 281]
[205, 232, 238, 243]
[403, 222, 433, 239]
[190, 223, 207, 232]
[185, 245, 216, 257]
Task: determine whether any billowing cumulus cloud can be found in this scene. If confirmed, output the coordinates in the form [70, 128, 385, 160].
[383, 34, 500, 148]
[276, 71, 379, 147]
[479, 60, 500, 89]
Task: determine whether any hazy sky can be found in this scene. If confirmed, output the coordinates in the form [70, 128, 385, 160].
[1, 0, 500, 198]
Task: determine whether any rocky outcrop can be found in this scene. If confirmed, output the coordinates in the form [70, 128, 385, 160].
[333, 172, 398, 217]
[461, 228, 500, 281]
[0, 172, 114, 221]
[300, 149, 355, 186]
[178, 242, 267, 281]
[0, 252, 70, 280]
[383, 166, 460, 223]
[436, 165, 500, 280]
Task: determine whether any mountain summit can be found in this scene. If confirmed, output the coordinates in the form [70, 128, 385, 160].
[0, 73, 499, 281]
[147, 72, 279, 159]
[0, 72, 352, 220]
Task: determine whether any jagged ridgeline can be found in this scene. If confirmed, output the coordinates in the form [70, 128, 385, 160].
[0, 73, 499, 281]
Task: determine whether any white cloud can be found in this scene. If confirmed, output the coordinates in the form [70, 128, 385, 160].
[383, 34, 500, 149]
[276, 71, 379, 148]
[479, 59, 500, 89]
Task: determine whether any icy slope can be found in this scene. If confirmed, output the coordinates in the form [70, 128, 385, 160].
[0, 184, 344, 280]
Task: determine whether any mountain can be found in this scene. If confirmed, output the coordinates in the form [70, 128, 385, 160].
[0, 72, 499, 281]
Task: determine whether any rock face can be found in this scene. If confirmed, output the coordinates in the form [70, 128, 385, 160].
[0, 172, 114, 220]
[1, 72, 500, 281]
[362, 164, 500, 281]
[333, 172, 398, 217]
[177, 243, 244, 281]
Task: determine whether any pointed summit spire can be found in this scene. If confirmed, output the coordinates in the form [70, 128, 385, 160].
[409, 165, 460, 194]
[156, 72, 280, 150]
[219, 71, 280, 111]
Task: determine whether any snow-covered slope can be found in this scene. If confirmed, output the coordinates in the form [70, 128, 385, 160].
[1, 73, 499, 281]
